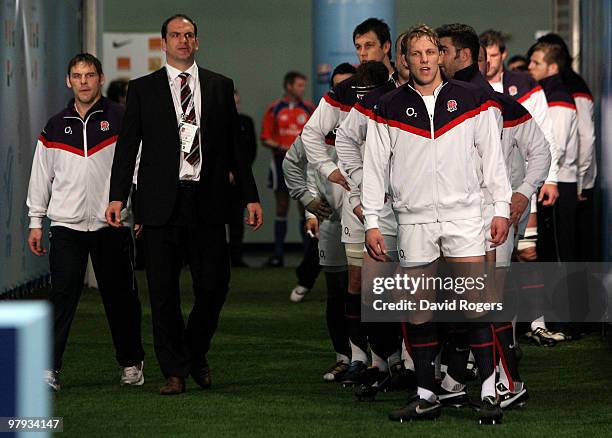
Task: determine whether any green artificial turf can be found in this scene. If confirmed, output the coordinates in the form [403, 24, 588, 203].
[53, 267, 612, 437]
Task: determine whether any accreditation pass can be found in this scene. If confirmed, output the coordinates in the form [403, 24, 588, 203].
[179, 121, 198, 153]
[0, 417, 63, 432]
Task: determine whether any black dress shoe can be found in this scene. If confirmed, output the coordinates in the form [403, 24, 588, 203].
[159, 376, 185, 395]
[191, 362, 212, 389]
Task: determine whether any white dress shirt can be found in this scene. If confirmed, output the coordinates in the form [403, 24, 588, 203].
[166, 62, 202, 181]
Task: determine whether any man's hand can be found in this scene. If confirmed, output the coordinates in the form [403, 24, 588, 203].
[105, 201, 123, 227]
[246, 202, 263, 230]
[305, 198, 332, 220]
[134, 224, 144, 239]
[538, 183, 559, 206]
[304, 217, 319, 239]
[27, 228, 46, 256]
[578, 192, 588, 202]
[365, 228, 387, 262]
[229, 171, 236, 186]
[353, 204, 365, 224]
[509, 192, 529, 225]
[489, 216, 509, 247]
[327, 169, 350, 191]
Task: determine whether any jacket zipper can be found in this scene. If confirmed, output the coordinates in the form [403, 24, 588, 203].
[408, 82, 446, 222]
[429, 106, 438, 221]
[64, 109, 103, 230]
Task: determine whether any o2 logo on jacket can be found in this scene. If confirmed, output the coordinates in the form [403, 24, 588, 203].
[508, 85, 518, 96]
[100, 120, 110, 131]
[447, 100, 458, 112]
[406, 107, 417, 117]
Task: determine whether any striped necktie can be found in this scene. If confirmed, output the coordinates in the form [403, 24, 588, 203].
[179, 72, 200, 166]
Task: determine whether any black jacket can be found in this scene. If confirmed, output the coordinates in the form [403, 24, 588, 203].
[109, 67, 259, 226]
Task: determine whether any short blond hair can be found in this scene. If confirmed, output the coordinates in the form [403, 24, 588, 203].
[401, 24, 440, 56]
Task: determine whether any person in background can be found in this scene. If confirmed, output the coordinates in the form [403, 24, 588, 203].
[27, 53, 145, 391]
[106, 78, 147, 270]
[261, 71, 315, 267]
[480, 29, 563, 346]
[228, 89, 257, 267]
[289, 62, 356, 303]
[507, 55, 528, 72]
[528, 33, 598, 262]
[528, 42, 579, 341]
[107, 78, 129, 105]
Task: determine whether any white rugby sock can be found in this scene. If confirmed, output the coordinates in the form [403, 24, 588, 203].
[434, 350, 442, 380]
[387, 350, 401, 367]
[481, 371, 496, 400]
[350, 340, 368, 364]
[417, 387, 436, 402]
[371, 351, 388, 372]
[441, 373, 465, 392]
[401, 340, 415, 371]
[531, 316, 546, 331]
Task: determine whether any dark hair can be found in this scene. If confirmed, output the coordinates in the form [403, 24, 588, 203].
[330, 62, 356, 88]
[283, 71, 307, 89]
[355, 61, 389, 87]
[532, 33, 572, 67]
[107, 79, 128, 103]
[479, 29, 506, 54]
[161, 14, 198, 39]
[507, 55, 528, 71]
[531, 42, 568, 71]
[436, 23, 480, 64]
[67, 53, 103, 76]
[353, 18, 391, 48]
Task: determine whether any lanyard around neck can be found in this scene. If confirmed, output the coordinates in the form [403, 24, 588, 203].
[170, 72, 197, 122]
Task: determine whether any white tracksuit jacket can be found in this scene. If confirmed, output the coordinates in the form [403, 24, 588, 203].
[362, 79, 511, 230]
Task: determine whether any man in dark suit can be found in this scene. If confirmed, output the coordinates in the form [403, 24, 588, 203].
[105, 14, 263, 395]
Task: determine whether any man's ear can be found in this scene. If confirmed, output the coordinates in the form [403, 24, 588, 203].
[66, 75, 71, 88]
[99, 73, 105, 87]
[502, 50, 508, 62]
[161, 37, 167, 53]
[549, 62, 560, 76]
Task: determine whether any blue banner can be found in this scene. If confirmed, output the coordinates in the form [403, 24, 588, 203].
[0, 0, 81, 295]
[312, 0, 395, 101]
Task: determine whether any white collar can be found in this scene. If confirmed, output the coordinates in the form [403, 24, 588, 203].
[165, 62, 198, 82]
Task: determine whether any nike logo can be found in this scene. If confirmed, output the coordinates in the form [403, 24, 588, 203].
[112, 39, 132, 48]
[415, 404, 439, 414]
